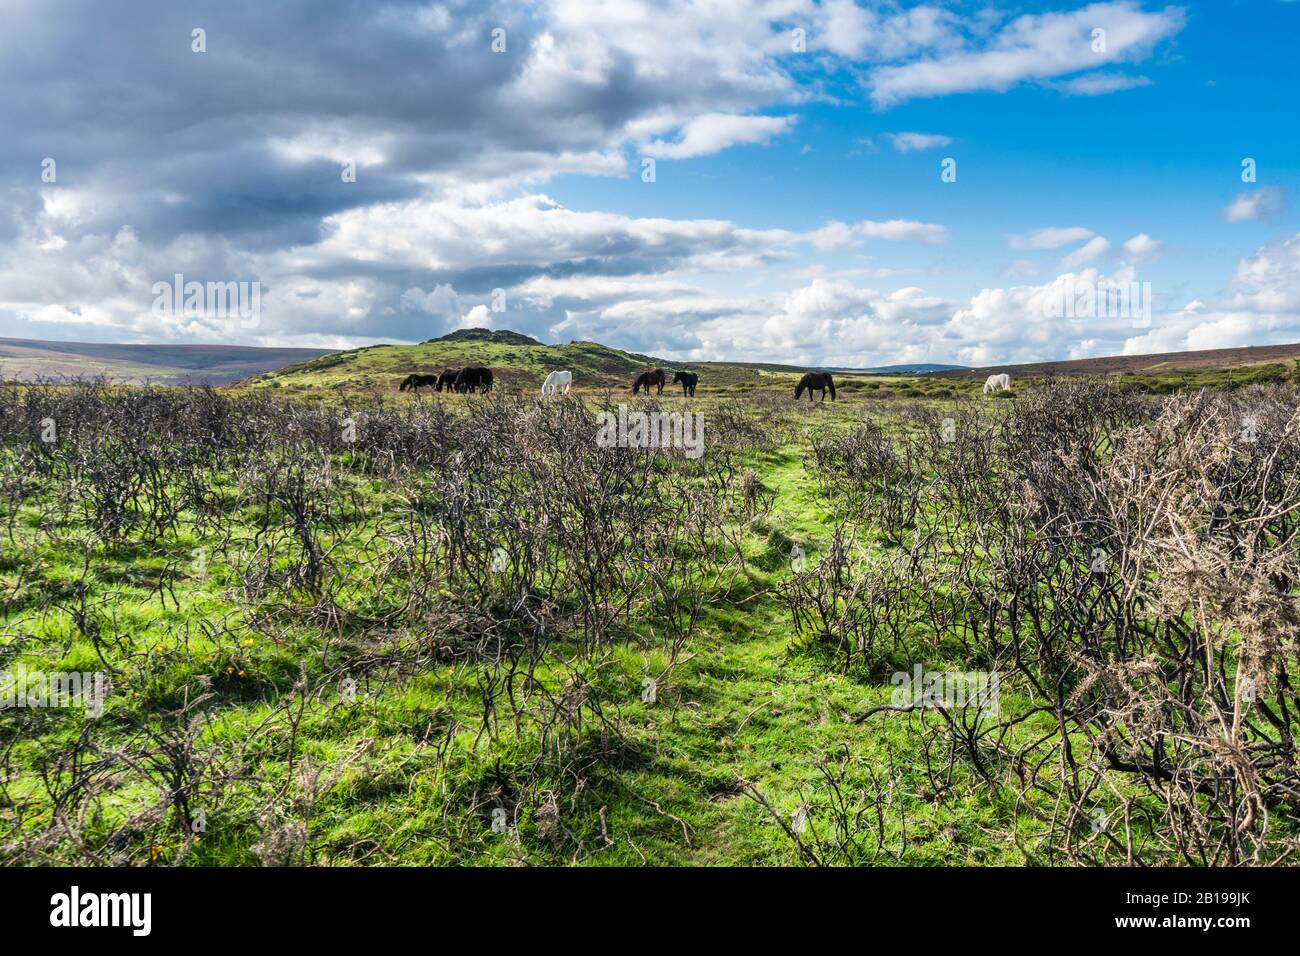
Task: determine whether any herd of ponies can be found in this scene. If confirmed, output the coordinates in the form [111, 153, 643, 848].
[398, 365, 1013, 400]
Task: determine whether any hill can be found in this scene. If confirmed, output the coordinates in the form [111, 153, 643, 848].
[0, 337, 332, 385]
[831, 363, 967, 375]
[245, 328, 808, 393]
[246, 329, 1300, 396]
[16, 329, 1297, 395]
[427, 328, 544, 347]
[924, 342, 1300, 380]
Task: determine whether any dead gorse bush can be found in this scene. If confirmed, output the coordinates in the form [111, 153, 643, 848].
[791, 381, 1300, 864]
[0, 383, 768, 864]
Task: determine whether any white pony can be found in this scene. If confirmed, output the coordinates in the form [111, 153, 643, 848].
[983, 373, 1011, 394]
[541, 369, 572, 397]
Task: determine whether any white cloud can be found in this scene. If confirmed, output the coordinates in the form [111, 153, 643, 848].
[549, 234, 1300, 368]
[0, 0, 1274, 371]
[374, 234, 1300, 369]
[302, 193, 816, 276]
[884, 131, 954, 152]
[1122, 233, 1300, 355]
[1057, 72, 1152, 95]
[643, 113, 797, 159]
[400, 284, 461, 316]
[1010, 226, 1096, 250]
[857, 219, 948, 243]
[1061, 236, 1111, 268]
[869, 2, 1185, 107]
[811, 1, 961, 59]
[457, 304, 493, 330]
[1122, 233, 1163, 258]
[1223, 187, 1286, 222]
[806, 221, 857, 251]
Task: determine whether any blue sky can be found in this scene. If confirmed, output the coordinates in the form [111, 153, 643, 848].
[2, 0, 1297, 366]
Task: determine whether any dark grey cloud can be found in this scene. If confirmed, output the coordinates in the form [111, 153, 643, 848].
[1, 0, 779, 247]
[1, 0, 824, 347]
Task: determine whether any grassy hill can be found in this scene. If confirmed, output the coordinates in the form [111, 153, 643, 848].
[925, 341, 1300, 385]
[0, 337, 331, 385]
[245, 328, 812, 395]
[246, 328, 1300, 400]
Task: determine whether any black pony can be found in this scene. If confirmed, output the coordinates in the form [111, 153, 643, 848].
[455, 366, 494, 393]
[436, 368, 460, 392]
[399, 373, 440, 394]
[795, 371, 836, 403]
[632, 368, 665, 395]
[672, 370, 698, 397]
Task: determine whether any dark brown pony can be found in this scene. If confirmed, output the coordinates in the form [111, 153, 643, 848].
[795, 371, 836, 402]
[632, 368, 665, 395]
[399, 373, 440, 393]
[436, 368, 460, 392]
[455, 366, 494, 393]
[672, 370, 698, 397]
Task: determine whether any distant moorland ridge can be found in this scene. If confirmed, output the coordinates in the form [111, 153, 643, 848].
[5, 330, 1300, 390]
[0, 337, 333, 385]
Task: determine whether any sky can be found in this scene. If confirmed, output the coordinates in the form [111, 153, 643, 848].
[1, 0, 1298, 366]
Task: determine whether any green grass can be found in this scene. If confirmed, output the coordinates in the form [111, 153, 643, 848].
[8, 374, 1290, 866]
[0, 390, 1051, 866]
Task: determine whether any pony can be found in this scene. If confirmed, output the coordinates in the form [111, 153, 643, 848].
[399, 373, 440, 394]
[455, 366, 494, 394]
[436, 369, 461, 393]
[672, 370, 698, 397]
[795, 371, 836, 403]
[632, 368, 666, 395]
[541, 369, 572, 397]
[983, 373, 1011, 394]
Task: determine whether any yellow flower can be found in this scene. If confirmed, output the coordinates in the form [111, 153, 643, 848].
[242, 639, 254, 647]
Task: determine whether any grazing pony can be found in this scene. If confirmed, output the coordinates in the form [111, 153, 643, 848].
[436, 369, 461, 393]
[983, 373, 1011, 394]
[632, 368, 666, 395]
[455, 366, 494, 394]
[399, 373, 440, 394]
[672, 370, 698, 397]
[795, 371, 836, 403]
[541, 369, 572, 397]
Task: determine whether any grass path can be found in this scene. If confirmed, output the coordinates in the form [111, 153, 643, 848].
[588, 448, 1020, 865]
[2, 417, 1029, 866]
